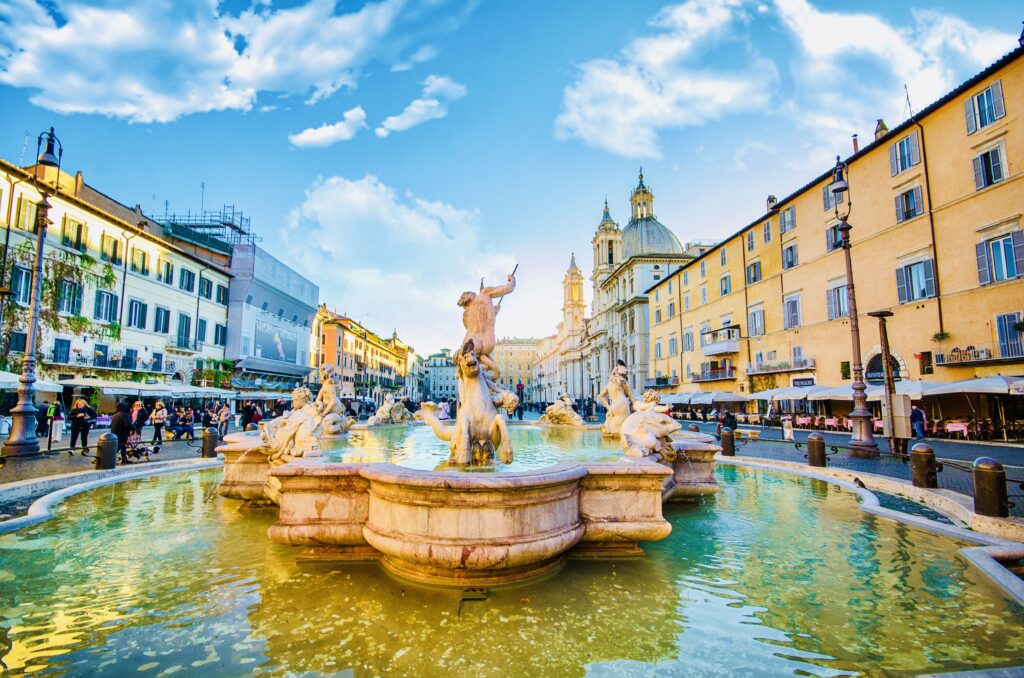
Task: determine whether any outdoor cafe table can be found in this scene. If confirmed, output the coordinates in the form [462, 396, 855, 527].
[795, 416, 813, 427]
[824, 417, 838, 429]
[945, 421, 971, 438]
[873, 419, 884, 432]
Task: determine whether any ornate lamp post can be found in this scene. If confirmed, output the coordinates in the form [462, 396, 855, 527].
[3, 127, 64, 457]
[830, 155, 878, 458]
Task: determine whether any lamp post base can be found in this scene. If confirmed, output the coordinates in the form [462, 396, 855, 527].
[2, 411, 41, 457]
[848, 441, 880, 459]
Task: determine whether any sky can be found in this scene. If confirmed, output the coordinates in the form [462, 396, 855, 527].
[0, 0, 1020, 355]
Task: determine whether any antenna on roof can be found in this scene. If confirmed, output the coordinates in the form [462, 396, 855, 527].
[18, 131, 29, 166]
[903, 83, 915, 120]
[200, 181, 206, 214]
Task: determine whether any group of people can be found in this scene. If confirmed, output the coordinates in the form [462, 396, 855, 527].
[87, 400, 232, 464]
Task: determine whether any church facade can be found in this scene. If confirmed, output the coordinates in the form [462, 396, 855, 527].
[532, 173, 712, 406]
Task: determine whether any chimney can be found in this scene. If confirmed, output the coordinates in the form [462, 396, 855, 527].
[874, 118, 889, 140]
[766, 195, 778, 212]
[74, 171, 84, 197]
[852, 134, 859, 154]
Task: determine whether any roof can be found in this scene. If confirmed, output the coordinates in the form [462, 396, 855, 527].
[644, 42, 1024, 294]
[622, 216, 684, 258]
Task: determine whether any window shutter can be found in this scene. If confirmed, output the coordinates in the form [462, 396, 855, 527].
[991, 80, 1005, 120]
[895, 267, 908, 304]
[792, 247, 798, 266]
[909, 132, 921, 166]
[825, 229, 833, 251]
[965, 97, 977, 134]
[826, 288, 837, 319]
[912, 186, 923, 216]
[972, 156, 984, 190]
[976, 242, 991, 285]
[110, 295, 119, 322]
[990, 148, 1003, 182]
[755, 261, 761, 280]
[73, 285, 83, 315]
[61, 216, 71, 246]
[895, 195, 905, 223]
[94, 292, 103, 319]
[1011, 230, 1024, 277]
[822, 185, 830, 211]
[923, 259, 936, 297]
[889, 143, 898, 176]
[140, 303, 148, 329]
[11, 268, 22, 298]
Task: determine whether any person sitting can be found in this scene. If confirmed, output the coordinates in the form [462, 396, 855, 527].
[179, 408, 195, 441]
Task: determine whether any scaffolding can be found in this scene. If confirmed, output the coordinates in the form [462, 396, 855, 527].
[158, 204, 262, 250]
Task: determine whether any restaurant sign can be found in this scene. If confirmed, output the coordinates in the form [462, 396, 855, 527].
[865, 354, 901, 385]
[792, 378, 816, 387]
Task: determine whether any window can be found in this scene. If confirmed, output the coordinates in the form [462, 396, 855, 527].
[895, 186, 924, 222]
[973, 147, 1004, 190]
[655, 342, 663, 359]
[655, 309, 662, 324]
[683, 293, 690, 311]
[177, 313, 192, 346]
[122, 348, 137, 370]
[197, 318, 208, 343]
[58, 280, 83, 315]
[977, 232, 1023, 284]
[700, 286, 707, 305]
[157, 258, 173, 284]
[179, 268, 196, 292]
[965, 80, 1005, 133]
[151, 352, 163, 372]
[668, 337, 678, 356]
[668, 301, 675, 318]
[199, 277, 213, 299]
[826, 284, 849, 320]
[14, 196, 38, 232]
[919, 351, 934, 376]
[896, 260, 936, 303]
[889, 132, 921, 175]
[655, 289, 660, 302]
[683, 329, 693, 352]
[130, 247, 149, 275]
[668, 280, 673, 294]
[746, 231, 755, 251]
[746, 261, 761, 284]
[822, 184, 842, 211]
[748, 308, 765, 337]
[61, 216, 88, 252]
[782, 244, 798, 269]
[763, 220, 771, 243]
[720, 249, 727, 266]
[260, 301, 269, 311]
[783, 294, 802, 329]
[685, 363, 692, 379]
[779, 206, 796, 234]
[127, 299, 148, 329]
[699, 261, 706, 278]
[93, 291, 118, 322]
[9, 331, 27, 353]
[683, 271, 688, 285]
[719, 275, 731, 296]
[100, 234, 122, 265]
[996, 312, 1023, 358]
[216, 284, 229, 305]
[10, 266, 32, 305]
[826, 223, 843, 251]
[154, 306, 170, 334]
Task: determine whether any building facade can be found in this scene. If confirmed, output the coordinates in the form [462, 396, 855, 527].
[648, 44, 1024, 396]
[494, 337, 540, 403]
[0, 161, 230, 387]
[424, 349, 457, 402]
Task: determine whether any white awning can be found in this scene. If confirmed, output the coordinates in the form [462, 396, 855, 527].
[0, 370, 64, 393]
[56, 378, 237, 399]
[689, 391, 749, 405]
[927, 376, 1024, 395]
[865, 380, 947, 401]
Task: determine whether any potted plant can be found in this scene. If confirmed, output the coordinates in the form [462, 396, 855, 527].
[1013, 320, 1024, 334]
[931, 330, 950, 343]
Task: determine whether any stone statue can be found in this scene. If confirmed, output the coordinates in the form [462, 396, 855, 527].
[458, 272, 515, 389]
[259, 386, 324, 462]
[539, 393, 585, 427]
[367, 393, 412, 425]
[315, 364, 354, 434]
[417, 339, 517, 465]
[619, 390, 682, 459]
[598, 360, 634, 436]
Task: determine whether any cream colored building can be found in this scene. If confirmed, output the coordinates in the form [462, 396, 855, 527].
[0, 160, 230, 386]
[425, 349, 457, 402]
[494, 337, 540, 401]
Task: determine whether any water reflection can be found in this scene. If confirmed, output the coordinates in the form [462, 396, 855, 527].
[0, 467, 1022, 676]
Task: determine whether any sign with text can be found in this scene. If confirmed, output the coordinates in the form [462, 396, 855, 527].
[254, 320, 297, 363]
[865, 354, 901, 385]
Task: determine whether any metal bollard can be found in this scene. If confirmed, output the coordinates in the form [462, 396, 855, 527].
[807, 433, 826, 467]
[95, 432, 118, 470]
[720, 427, 734, 456]
[202, 427, 220, 458]
[910, 443, 938, 488]
[245, 423, 259, 432]
[972, 457, 1008, 518]
[688, 424, 700, 433]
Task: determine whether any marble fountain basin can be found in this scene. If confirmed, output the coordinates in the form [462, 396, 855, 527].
[218, 425, 720, 587]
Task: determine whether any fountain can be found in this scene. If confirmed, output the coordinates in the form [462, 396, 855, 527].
[598, 359, 634, 435]
[366, 393, 413, 425]
[538, 393, 585, 426]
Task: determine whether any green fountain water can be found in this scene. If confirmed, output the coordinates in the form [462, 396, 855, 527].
[1, 456, 1022, 675]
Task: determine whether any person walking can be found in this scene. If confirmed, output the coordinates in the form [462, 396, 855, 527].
[68, 398, 96, 456]
[217, 402, 231, 437]
[241, 401, 254, 429]
[910, 404, 927, 440]
[35, 400, 50, 437]
[110, 401, 133, 464]
[130, 401, 149, 435]
[150, 401, 168, 444]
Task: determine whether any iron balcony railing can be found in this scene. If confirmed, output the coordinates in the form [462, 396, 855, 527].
[745, 357, 816, 375]
[935, 343, 1023, 366]
[644, 376, 680, 389]
[693, 367, 737, 382]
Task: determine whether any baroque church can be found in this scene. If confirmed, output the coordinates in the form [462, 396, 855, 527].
[533, 172, 712, 406]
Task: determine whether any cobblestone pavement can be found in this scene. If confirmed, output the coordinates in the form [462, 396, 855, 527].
[0, 426, 215, 485]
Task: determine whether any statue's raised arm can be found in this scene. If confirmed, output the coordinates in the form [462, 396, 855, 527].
[481, 273, 515, 299]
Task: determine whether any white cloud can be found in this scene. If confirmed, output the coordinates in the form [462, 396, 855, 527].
[283, 174, 514, 351]
[391, 44, 440, 72]
[555, 0, 777, 159]
[0, 0, 418, 123]
[733, 139, 775, 171]
[288, 106, 368, 147]
[375, 74, 467, 138]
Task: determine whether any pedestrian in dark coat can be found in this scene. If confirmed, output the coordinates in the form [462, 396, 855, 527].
[110, 402, 133, 464]
[68, 398, 96, 456]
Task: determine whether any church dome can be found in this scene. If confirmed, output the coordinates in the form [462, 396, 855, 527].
[621, 217, 684, 258]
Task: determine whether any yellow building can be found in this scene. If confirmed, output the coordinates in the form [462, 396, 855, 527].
[494, 337, 540, 400]
[649, 43, 1024, 397]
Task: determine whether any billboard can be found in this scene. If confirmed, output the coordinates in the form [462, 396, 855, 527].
[254, 320, 297, 363]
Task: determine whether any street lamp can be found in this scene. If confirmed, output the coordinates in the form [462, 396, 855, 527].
[3, 127, 63, 457]
[867, 310, 897, 455]
[830, 155, 878, 458]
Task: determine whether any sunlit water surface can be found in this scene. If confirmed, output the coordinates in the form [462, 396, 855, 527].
[1, 465, 1023, 676]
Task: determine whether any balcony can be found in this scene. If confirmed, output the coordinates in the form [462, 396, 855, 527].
[745, 357, 816, 375]
[168, 338, 202, 353]
[44, 350, 167, 374]
[701, 326, 741, 357]
[693, 367, 737, 382]
[644, 376, 680, 389]
[935, 343, 1023, 367]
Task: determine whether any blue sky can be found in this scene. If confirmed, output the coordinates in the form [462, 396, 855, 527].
[0, 0, 1020, 354]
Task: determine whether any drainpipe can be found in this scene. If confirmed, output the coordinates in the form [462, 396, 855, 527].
[674, 266, 684, 383]
[118, 230, 138, 328]
[913, 120, 944, 334]
[195, 264, 209, 351]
